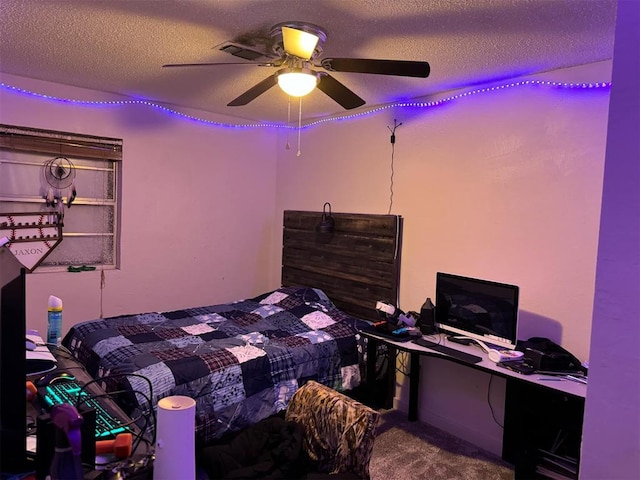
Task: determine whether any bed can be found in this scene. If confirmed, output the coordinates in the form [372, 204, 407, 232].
[61, 210, 403, 446]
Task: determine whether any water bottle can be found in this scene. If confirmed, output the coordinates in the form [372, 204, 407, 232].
[47, 295, 63, 346]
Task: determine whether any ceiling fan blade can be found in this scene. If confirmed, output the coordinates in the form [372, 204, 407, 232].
[163, 61, 275, 68]
[317, 74, 366, 110]
[227, 74, 278, 106]
[281, 26, 319, 61]
[321, 58, 430, 78]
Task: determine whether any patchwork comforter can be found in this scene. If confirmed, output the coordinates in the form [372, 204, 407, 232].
[62, 286, 366, 445]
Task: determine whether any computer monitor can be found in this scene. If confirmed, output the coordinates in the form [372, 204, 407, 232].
[435, 272, 519, 350]
[0, 246, 29, 473]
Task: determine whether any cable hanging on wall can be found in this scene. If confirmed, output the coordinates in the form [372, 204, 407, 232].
[386, 119, 402, 215]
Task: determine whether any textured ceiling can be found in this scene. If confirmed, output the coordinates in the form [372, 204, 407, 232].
[0, 0, 617, 124]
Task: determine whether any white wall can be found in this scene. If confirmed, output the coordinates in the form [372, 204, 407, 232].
[1, 51, 625, 466]
[275, 62, 611, 453]
[276, 63, 611, 361]
[581, 0, 640, 478]
[0, 73, 281, 337]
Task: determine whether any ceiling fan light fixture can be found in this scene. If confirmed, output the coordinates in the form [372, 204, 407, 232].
[281, 26, 320, 60]
[277, 68, 319, 97]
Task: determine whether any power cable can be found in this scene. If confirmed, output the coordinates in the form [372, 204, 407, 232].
[386, 119, 402, 214]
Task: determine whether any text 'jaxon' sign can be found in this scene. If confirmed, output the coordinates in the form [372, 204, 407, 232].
[0, 212, 62, 271]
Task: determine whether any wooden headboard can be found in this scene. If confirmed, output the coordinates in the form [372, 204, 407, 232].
[281, 210, 403, 322]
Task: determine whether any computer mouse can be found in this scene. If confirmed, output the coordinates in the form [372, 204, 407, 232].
[35, 371, 76, 387]
[26, 339, 37, 351]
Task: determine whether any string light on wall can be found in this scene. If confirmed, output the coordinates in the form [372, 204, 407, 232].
[302, 80, 613, 129]
[0, 80, 612, 131]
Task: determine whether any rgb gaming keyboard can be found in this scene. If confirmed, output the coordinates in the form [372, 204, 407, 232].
[40, 380, 130, 438]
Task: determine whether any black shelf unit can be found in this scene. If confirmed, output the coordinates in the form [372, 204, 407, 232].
[503, 379, 585, 479]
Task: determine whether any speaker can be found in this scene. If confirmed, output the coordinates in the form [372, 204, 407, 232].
[419, 297, 436, 335]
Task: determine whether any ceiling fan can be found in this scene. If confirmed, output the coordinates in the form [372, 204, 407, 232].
[163, 21, 431, 110]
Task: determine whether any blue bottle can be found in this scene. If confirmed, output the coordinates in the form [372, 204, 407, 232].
[47, 295, 63, 346]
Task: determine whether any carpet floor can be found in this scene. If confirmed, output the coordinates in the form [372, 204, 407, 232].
[369, 409, 515, 480]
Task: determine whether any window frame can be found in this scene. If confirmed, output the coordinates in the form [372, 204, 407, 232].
[0, 124, 122, 272]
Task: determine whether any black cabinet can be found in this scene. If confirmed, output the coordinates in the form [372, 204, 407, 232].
[503, 379, 584, 479]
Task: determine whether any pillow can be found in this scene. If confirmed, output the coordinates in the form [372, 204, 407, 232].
[251, 287, 336, 311]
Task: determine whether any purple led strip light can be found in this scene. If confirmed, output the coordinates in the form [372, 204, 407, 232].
[0, 80, 611, 130]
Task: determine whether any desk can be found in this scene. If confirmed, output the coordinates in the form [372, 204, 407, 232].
[361, 332, 586, 478]
[26, 349, 153, 480]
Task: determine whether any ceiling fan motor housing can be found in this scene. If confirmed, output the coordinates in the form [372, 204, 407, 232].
[167, 20, 430, 110]
[270, 21, 327, 60]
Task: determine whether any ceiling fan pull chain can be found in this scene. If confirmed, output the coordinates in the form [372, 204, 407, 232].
[297, 96, 302, 157]
[285, 96, 291, 150]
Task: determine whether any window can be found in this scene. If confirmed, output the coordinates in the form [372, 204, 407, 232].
[0, 124, 122, 270]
